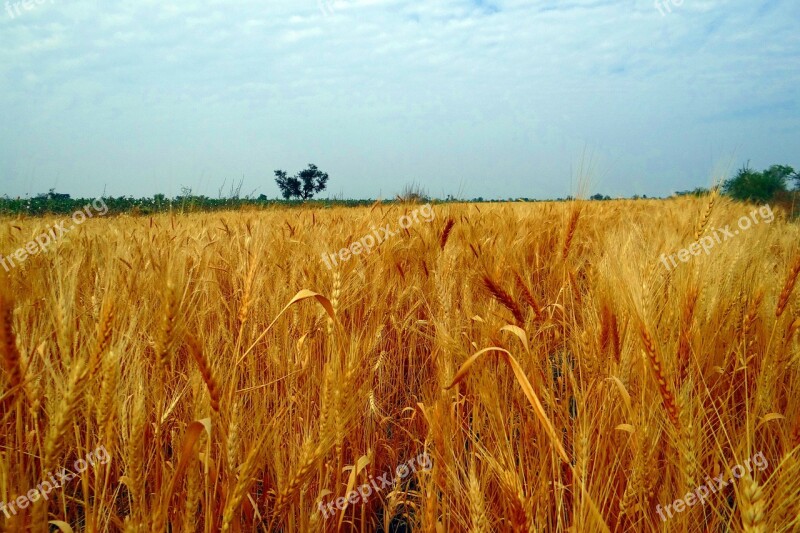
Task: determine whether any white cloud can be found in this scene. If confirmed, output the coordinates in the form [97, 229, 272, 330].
[0, 0, 797, 199]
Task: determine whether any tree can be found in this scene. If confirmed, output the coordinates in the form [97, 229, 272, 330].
[274, 164, 329, 200]
[763, 164, 796, 186]
[274, 170, 300, 200]
[723, 162, 791, 202]
[675, 187, 710, 197]
[36, 188, 71, 200]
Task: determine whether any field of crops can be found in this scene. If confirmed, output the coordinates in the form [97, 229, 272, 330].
[1, 197, 799, 532]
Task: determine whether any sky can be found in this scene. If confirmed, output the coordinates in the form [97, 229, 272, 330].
[0, 0, 798, 200]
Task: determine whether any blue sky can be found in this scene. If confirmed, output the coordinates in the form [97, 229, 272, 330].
[1, 0, 798, 200]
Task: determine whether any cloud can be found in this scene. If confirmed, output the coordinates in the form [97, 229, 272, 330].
[0, 0, 797, 199]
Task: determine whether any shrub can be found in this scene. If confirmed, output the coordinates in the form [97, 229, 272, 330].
[723, 163, 792, 202]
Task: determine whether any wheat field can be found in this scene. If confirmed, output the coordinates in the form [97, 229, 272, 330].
[0, 197, 799, 532]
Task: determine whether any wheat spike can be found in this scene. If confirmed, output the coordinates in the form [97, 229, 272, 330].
[468, 463, 489, 533]
[43, 358, 88, 471]
[88, 297, 114, 376]
[226, 432, 275, 531]
[513, 269, 542, 320]
[440, 218, 455, 251]
[56, 295, 74, 364]
[0, 288, 23, 404]
[186, 334, 220, 413]
[226, 399, 240, 474]
[155, 279, 179, 371]
[128, 385, 147, 519]
[237, 254, 258, 330]
[693, 189, 716, 241]
[182, 459, 202, 533]
[482, 275, 524, 324]
[740, 475, 767, 532]
[98, 349, 120, 449]
[562, 206, 581, 259]
[776, 254, 800, 317]
[640, 324, 680, 427]
[677, 285, 698, 385]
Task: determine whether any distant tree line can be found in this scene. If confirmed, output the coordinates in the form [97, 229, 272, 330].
[0, 194, 374, 216]
[2, 161, 797, 217]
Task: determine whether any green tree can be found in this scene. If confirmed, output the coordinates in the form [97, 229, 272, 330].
[722, 163, 791, 202]
[274, 170, 300, 200]
[763, 164, 796, 186]
[675, 187, 710, 197]
[274, 164, 329, 200]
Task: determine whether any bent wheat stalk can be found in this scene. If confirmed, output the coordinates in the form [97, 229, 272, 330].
[445, 347, 568, 462]
[445, 346, 610, 532]
[237, 289, 336, 365]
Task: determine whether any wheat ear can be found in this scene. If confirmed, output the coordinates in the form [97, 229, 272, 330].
[88, 297, 114, 376]
[678, 285, 698, 384]
[98, 349, 120, 449]
[57, 296, 74, 364]
[0, 289, 23, 404]
[223, 432, 272, 532]
[127, 385, 147, 520]
[440, 218, 455, 250]
[237, 256, 258, 332]
[776, 254, 800, 317]
[155, 280, 179, 371]
[186, 334, 220, 413]
[740, 475, 766, 532]
[467, 462, 489, 533]
[562, 206, 581, 259]
[43, 358, 88, 471]
[693, 189, 716, 240]
[513, 269, 542, 320]
[482, 275, 524, 324]
[640, 324, 680, 427]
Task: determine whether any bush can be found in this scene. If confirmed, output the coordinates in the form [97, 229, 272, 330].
[722, 163, 793, 203]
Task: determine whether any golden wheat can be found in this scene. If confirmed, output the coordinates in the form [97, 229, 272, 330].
[0, 198, 797, 532]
